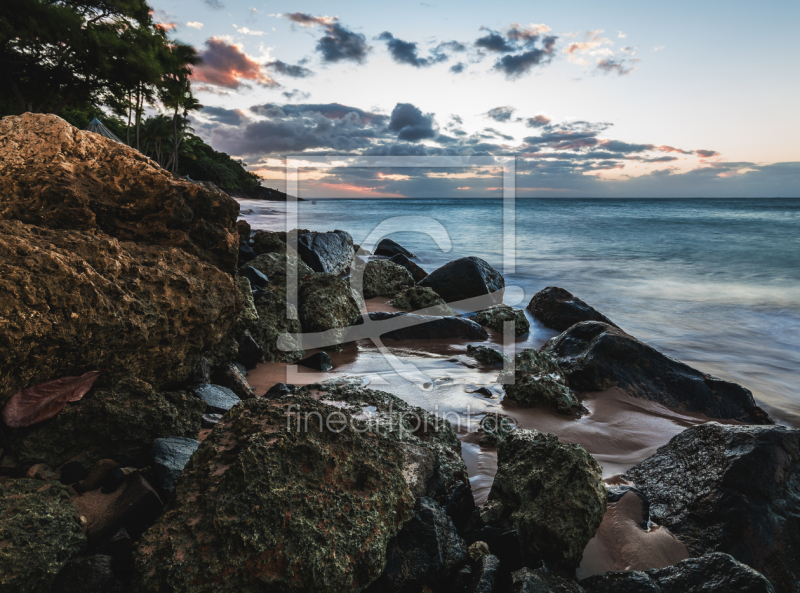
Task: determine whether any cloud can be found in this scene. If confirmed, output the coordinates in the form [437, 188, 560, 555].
[187, 21, 204, 30]
[202, 106, 248, 125]
[618, 31, 626, 38]
[450, 62, 466, 73]
[234, 26, 265, 36]
[282, 89, 311, 102]
[485, 106, 516, 122]
[493, 38, 557, 77]
[204, 0, 224, 9]
[505, 23, 552, 45]
[378, 32, 446, 67]
[267, 59, 313, 78]
[317, 22, 370, 63]
[526, 114, 552, 128]
[654, 45, 665, 51]
[696, 149, 720, 158]
[285, 13, 336, 27]
[595, 57, 639, 75]
[388, 103, 437, 140]
[193, 37, 278, 89]
[475, 31, 514, 53]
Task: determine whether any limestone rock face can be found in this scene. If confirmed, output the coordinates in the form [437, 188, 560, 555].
[489, 429, 606, 573]
[0, 479, 86, 593]
[0, 220, 242, 407]
[543, 321, 772, 424]
[475, 304, 530, 336]
[623, 422, 800, 593]
[359, 259, 414, 299]
[133, 395, 416, 593]
[0, 113, 240, 272]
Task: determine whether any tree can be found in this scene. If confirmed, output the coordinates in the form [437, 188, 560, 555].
[158, 41, 201, 171]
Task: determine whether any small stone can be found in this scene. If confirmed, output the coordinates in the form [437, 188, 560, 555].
[297, 352, 334, 371]
[201, 413, 223, 428]
[475, 387, 493, 397]
[187, 357, 211, 384]
[468, 541, 491, 563]
[238, 242, 257, 265]
[467, 344, 508, 367]
[213, 362, 256, 399]
[97, 528, 134, 580]
[264, 383, 296, 397]
[152, 437, 200, 495]
[191, 384, 241, 414]
[235, 329, 264, 370]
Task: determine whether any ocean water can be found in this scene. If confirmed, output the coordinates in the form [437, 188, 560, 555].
[239, 197, 800, 426]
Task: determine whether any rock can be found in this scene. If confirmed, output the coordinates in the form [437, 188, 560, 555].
[236, 219, 251, 242]
[298, 351, 334, 371]
[73, 472, 163, 544]
[391, 285, 456, 315]
[238, 241, 257, 265]
[359, 259, 414, 299]
[368, 311, 489, 341]
[476, 304, 530, 336]
[152, 437, 200, 495]
[187, 357, 212, 384]
[240, 265, 270, 288]
[96, 528, 134, 580]
[213, 362, 255, 399]
[467, 345, 509, 367]
[78, 460, 121, 493]
[543, 322, 772, 424]
[100, 467, 130, 494]
[248, 250, 315, 279]
[376, 238, 415, 258]
[500, 349, 583, 416]
[468, 541, 491, 563]
[5, 378, 204, 468]
[250, 287, 305, 363]
[0, 113, 240, 272]
[367, 497, 467, 593]
[201, 413, 223, 427]
[50, 554, 124, 593]
[469, 554, 501, 593]
[0, 479, 86, 593]
[419, 256, 505, 306]
[488, 429, 606, 572]
[264, 382, 296, 397]
[297, 230, 355, 275]
[59, 461, 90, 485]
[133, 395, 415, 593]
[251, 230, 286, 255]
[622, 422, 800, 593]
[512, 567, 585, 593]
[298, 273, 361, 345]
[191, 384, 241, 414]
[390, 253, 427, 283]
[527, 287, 616, 332]
[0, 220, 243, 408]
[235, 329, 264, 369]
[580, 553, 776, 593]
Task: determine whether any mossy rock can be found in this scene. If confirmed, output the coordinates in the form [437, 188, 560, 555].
[249, 250, 314, 279]
[4, 378, 205, 468]
[391, 286, 456, 316]
[466, 344, 509, 367]
[499, 349, 582, 416]
[250, 286, 304, 363]
[489, 429, 606, 573]
[475, 304, 530, 336]
[0, 479, 86, 593]
[298, 274, 361, 347]
[133, 395, 415, 593]
[357, 259, 414, 299]
[251, 230, 287, 255]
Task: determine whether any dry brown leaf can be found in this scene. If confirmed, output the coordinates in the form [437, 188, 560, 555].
[1, 371, 102, 428]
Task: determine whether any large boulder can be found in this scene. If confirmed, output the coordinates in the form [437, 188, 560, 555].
[419, 256, 504, 306]
[391, 286, 455, 316]
[359, 259, 414, 299]
[250, 286, 305, 362]
[390, 253, 427, 283]
[0, 113, 240, 273]
[297, 230, 355, 275]
[623, 422, 800, 593]
[133, 395, 416, 593]
[3, 378, 204, 468]
[527, 287, 616, 332]
[251, 230, 287, 255]
[0, 479, 86, 593]
[248, 250, 315, 279]
[0, 219, 242, 408]
[543, 321, 772, 424]
[500, 349, 583, 416]
[580, 553, 776, 593]
[475, 304, 530, 336]
[368, 311, 488, 341]
[375, 238, 415, 258]
[488, 429, 606, 573]
[298, 273, 361, 346]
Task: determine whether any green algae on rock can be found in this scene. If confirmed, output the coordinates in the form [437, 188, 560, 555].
[391, 286, 457, 316]
[133, 395, 416, 593]
[500, 349, 583, 416]
[0, 479, 86, 593]
[298, 273, 361, 347]
[357, 259, 414, 299]
[475, 304, 530, 337]
[248, 249, 315, 280]
[251, 230, 287, 255]
[488, 429, 606, 574]
[5, 378, 204, 468]
[249, 286, 305, 363]
[466, 344, 509, 367]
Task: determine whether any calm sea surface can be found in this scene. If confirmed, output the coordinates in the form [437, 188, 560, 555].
[239, 198, 800, 426]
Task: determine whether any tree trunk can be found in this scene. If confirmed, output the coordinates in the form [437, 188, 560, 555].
[172, 109, 178, 172]
[126, 91, 132, 145]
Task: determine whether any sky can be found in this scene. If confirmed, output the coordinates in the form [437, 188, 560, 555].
[150, 0, 800, 197]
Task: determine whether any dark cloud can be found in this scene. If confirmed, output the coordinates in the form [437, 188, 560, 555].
[450, 62, 465, 73]
[282, 89, 311, 102]
[484, 127, 514, 141]
[377, 32, 446, 67]
[525, 114, 552, 127]
[475, 32, 514, 53]
[389, 103, 437, 140]
[600, 140, 653, 153]
[266, 60, 313, 78]
[204, 0, 223, 9]
[285, 13, 336, 27]
[493, 36, 557, 77]
[193, 38, 278, 89]
[434, 40, 467, 54]
[203, 106, 247, 125]
[251, 102, 386, 124]
[317, 22, 370, 63]
[485, 106, 516, 122]
[596, 57, 639, 76]
[696, 149, 720, 158]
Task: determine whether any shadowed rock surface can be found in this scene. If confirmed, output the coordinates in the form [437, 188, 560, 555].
[527, 287, 616, 332]
[0, 113, 240, 273]
[376, 238, 415, 258]
[359, 259, 414, 298]
[50, 554, 125, 593]
[248, 250, 314, 279]
[512, 566, 585, 592]
[543, 321, 772, 424]
[298, 273, 361, 346]
[580, 553, 776, 593]
[390, 253, 428, 283]
[297, 230, 355, 275]
[249, 286, 305, 362]
[152, 437, 200, 495]
[623, 422, 800, 593]
[476, 304, 530, 336]
[488, 429, 606, 573]
[251, 230, 287, 255]
[500, 349, 583, 416]
[419, 256, 505, 305]
[368, 311, 489, 341]
[467, 345, 509, 367]
[391, 286, 456, 316]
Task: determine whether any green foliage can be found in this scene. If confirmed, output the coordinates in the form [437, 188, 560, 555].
[60, 104, 127, 140]
[178, 135, 262, 192]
